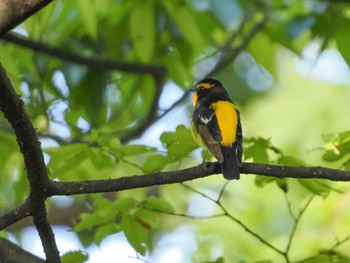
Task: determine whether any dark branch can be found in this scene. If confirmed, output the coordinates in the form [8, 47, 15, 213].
[0, 0, 54, 36]
[1, 33, 165, 76]
[0, 33, 167, 143]
[0, 199, 32, 229]
[0, 237, 45, 263]
[49, 162, 350, 197]
[1, 161, 350, 230]
[0, 63, 60, 262]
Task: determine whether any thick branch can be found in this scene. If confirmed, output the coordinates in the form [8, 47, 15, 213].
[1, 162, 350, 230]
[49, 162, 350, 197]
[0, 63, 60, 262]
[0, 237, 45, 263]
[0, 0, 53, 36]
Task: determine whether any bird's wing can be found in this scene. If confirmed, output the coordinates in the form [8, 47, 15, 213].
[193, 107, 223, 163]
[235, 110, 243, 166]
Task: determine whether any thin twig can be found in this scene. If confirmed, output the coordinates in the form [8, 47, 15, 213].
[285, 196, 314, 261]
[181, 183, 286, 258]
[0, 199, 32, 229]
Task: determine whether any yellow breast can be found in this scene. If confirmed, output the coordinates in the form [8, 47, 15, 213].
[210, 101, 238, 147]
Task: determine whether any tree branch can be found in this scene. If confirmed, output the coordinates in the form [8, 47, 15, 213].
[0, 199, 32, 230]
[0, 63, 60, 262]
[0, 0, 54, 36]
[0, 237, 45, 263]
[0, 32, 167, 143]
[1, 33, 165, 76]
[49, 162, 350, 197]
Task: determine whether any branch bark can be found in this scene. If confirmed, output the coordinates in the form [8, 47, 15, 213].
[0, 0, 53, 36]
[0, 63, 60, 262]
[0, 237, 45, 263]
[50, 162, 350, 196]
[1, 161, 350, 231]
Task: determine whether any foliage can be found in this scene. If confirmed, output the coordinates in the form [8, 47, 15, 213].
[1, 0, 350, 262]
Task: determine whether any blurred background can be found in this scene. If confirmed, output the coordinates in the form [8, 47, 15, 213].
[1, 0, 350, 262]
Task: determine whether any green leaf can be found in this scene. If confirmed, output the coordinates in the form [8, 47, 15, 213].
[299, 251, 350, 263]
[277, 155, 306, 166]
[117, 144, 157, 157]
[244, 137, 271, 163]
[122, 214, 148, 255]
[129, 0, 155, 62]
[95, 224, 119, 246]
[142, 154, 168, 173]
[204, 257, 225, 263]
[46, 144, 91, 178]
[162, 1, 206, 52]
[73, 197, 137, 232]
[297, 179, 331, 198]
[164, 52, 193, 87]
[77, 0, 97, 37]
[248, 32, 277, 77]
[160, 124, 199, 159]
[135, 208, 158, 229]
[336, 19, 350, 67]
[61, 250, 88, 263]
[321, 131, 350, 162]
[143, 196, 174, 213]
[89, 148, 114, 171]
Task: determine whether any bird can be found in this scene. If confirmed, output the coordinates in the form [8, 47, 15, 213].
[190, 77, 243, 180]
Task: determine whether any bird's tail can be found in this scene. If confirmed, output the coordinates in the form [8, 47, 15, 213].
[221, 145, 240, 180]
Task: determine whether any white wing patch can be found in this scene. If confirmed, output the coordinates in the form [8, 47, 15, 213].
[199, 113, 214, 124]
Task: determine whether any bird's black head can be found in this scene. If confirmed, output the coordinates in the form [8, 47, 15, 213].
[191, 77, 229, 106]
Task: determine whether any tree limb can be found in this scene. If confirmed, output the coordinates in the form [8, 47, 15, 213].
[1, 33, 165, 76]
[0, 0, 53, 36]
[0, 32, 167, 143]
[0, 63, 60, 262]
[48, 162, 350, 196]
[0, 199, 32, 230]
[1, 162, 349, 231]
[0, 237, 45, 263]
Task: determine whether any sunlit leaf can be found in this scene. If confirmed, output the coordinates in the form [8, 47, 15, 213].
[244, 137, 271, 163]
[321, 131, 350, 163]
[122, 214, 148, 255]
[336, 19, 350, 67]
[117, 144, 157, 157]
[248, 33, 277, 78]
[297, 179, 331, 198]
[143, 196, 174, 213]
[61, 250, 88, 263]
[94, 224, 118, 246]
[162, 0, 206, 52]
[135, 208, 158, 229]
[77, 0, 97, 37]
[73, 197, 137, 232]
[129, 0, 155, 62]
[142, 154, 168, 173]
[160, 124, 199, 159]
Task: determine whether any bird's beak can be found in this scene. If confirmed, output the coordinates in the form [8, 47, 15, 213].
[189, 87, 196, 92]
